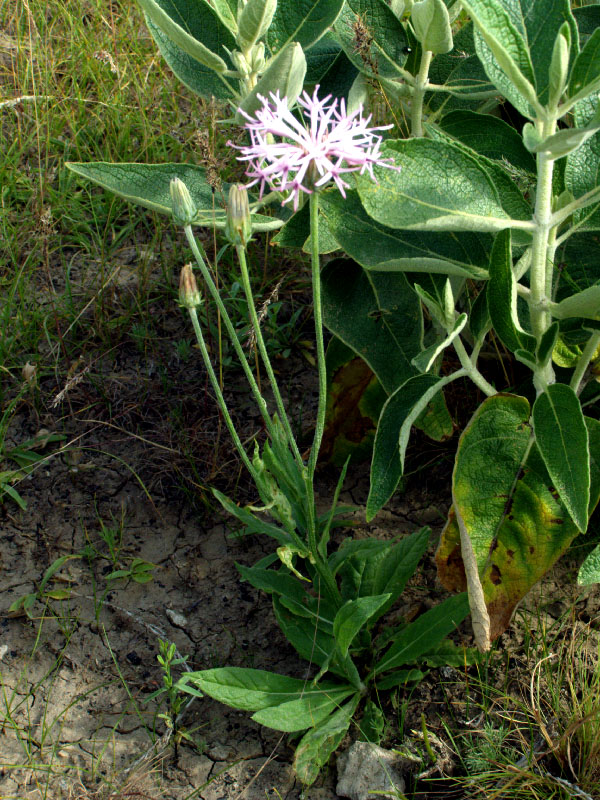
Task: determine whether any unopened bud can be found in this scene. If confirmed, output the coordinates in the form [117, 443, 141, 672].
[225, 184, 252, 247]
[231, 50, 251, 76]
[170, 178, 197, 226]
[179, 264, 202, 309]
[248, 42, 266, 73]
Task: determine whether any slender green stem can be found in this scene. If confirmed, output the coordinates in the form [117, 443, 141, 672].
[411, 49, 433, 138]
[303, 191, 342, 609]
[307, 192, 327, 480]
[236, 243, 305, 471]
[184, 225, 274, 437]
[571, 332, 600, 396]
[188, 307, 258, 481]
[453, 336, 496, 397]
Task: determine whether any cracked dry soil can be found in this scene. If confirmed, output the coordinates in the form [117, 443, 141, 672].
[0, 396, 461, 800]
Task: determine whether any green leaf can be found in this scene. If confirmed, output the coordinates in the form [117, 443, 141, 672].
[487, 230, 536, 354]
[336, 528, 430, 616]
[537, 322, 559, 367]
[437, 409, 600, 639]
[412, 0, 453, 55]
[367, 373, 462, 520]
[321, 258, 422, 395]
[552, 285, 600, 321]
[578, 541, 600, 585]
[532, 117, 600, 160]
[437, 110, 536, 173]
[294, 696, 360, 786]
[321, 339, 388, 466]
[266, 0, 345, 52]
[179, 667, 346, 712]
[374, 669, 425, 690]
[319, 190, 490, 280]
[461, 0, 539, 117]
[426, 21, 495, 112]
[251, 685, 355, 731]
[564, 95, 600, 232]
[65, 163, 283, 232]
[373, 593, 470, 676]
[136, 0, 232, 72]
[145, 17, 234, 99]
[236, 564, 316, 617]
[470, 286, 491, 342]
[569, 28, 600, 97]
[212, 489, 295, 545]
[334, 595, 391, 657]
[532, 384, 590, 532]
[332, 0, 409, 80]
[412, 313, 468, 373]
[237, 43, 307, 120]
[357, 139, 526, 234]
[237, 0, 277, 51]
[272, 596, 337, 669]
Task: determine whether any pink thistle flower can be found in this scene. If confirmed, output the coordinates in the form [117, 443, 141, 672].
[231, 86, 398, 211]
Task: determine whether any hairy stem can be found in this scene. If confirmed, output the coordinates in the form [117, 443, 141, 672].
[411, 49, 433, 138]
[529, 117, 558, 393]
[453, 336, 496, 397]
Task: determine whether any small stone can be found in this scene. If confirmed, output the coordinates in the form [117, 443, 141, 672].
[166, 608, 188, 629]
[0, 644, 8, 661]
[337, 741, 406, 800]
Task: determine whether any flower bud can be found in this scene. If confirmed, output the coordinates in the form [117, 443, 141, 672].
[170, 178, 197, 226]
[179, 264, 202, 309]
[248, 42, 266, 73]
[225, 184, 252, 247]
[231, 49, 251, 76]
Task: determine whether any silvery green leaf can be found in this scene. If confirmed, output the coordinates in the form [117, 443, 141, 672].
[237, 42, 306, 120]
[267, 0, 345, 52]
[411, 0, 453, 55]
[532, 114, 600, 160]
[357, 138, 531, 233]
[412, 313, 468, 373]
[548, 22, 571, 108]
[552, 285, 600, 321]
[414, 283, 446, 328]
[136, 0, 229, 72]
[578, 541, 600, 585]
[237, 0, 277, 52]
[461, 0, 539, 118]
[569, 27, 600, 98]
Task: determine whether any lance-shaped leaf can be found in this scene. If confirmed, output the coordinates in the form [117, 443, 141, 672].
[332, 0, 409, 80]
[565, 93, 600, 232]
[437, 406, 600, 639]
[266, 0, 345, 53]
[321, 258, 422, 395]
[532, 384, 590, 532]
[294, 696, 360, 786]
[531, 116, 600, 161]
[357, 139, 532, 234]
[412, 0, 453, 55]
[136, 0, 234, 72]
[367, 372, 464, 520]
[552, 285, 600, 320]
[145, 18, 234, 99]
[569, 27, 600, 97]
[372, 593, 470, 676]
[460, 0, 539, 118]
[412, 313, 468, 373]
[178, 667, 349, 712]
[237, 0, 277, 52]
[319, 190, 490, 279]
[251, 685, 356, 731]
[237, 42, 306, 120]
[65, 162, 284, 231]
[487, 230, 536, 354]
[334, 595, 391, 658]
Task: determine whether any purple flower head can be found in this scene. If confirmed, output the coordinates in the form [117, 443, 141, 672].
[231, 87, 398, 211]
